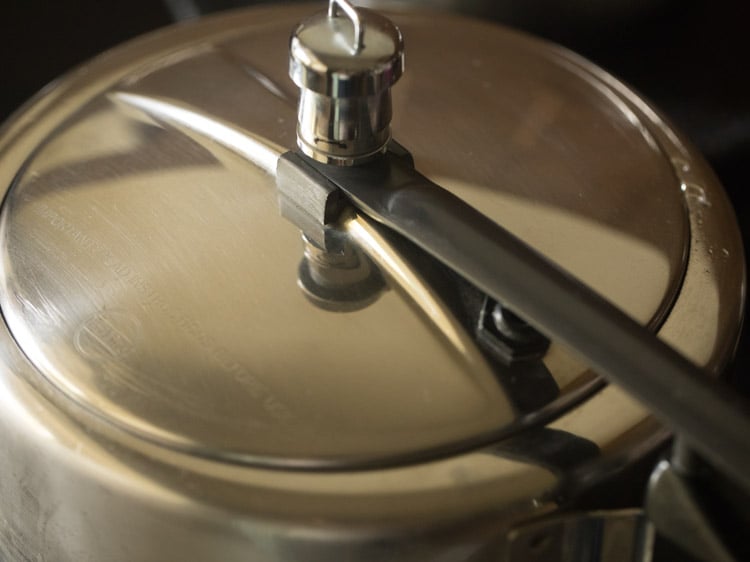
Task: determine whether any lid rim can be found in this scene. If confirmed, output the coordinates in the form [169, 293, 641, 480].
[0, 5, 741, 474]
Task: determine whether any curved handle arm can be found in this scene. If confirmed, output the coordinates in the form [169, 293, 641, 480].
[302, 148, 750, 494]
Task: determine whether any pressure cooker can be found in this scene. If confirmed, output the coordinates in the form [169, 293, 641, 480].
[0, 1, 745, 560]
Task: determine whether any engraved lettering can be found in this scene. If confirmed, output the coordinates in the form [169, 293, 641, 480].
[29, 201, 294, 423]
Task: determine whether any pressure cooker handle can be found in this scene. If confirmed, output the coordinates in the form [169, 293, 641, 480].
[299, 147, 750, 494]
[283, 0, 750, 493]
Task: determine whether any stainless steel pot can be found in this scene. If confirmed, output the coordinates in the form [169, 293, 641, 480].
[0, 2, 744, 561]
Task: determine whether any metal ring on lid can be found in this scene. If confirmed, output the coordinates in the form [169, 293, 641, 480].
[289, 0, 404, 165]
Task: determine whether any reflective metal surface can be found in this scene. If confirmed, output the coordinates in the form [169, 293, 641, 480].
[0, 4, 696, 468]
[506, 510, 653, 562]
[0, 3, 744, 561]
[290, 1, 403, 164]
[647, 458, 736, 562]
[291, 142, 750, 490]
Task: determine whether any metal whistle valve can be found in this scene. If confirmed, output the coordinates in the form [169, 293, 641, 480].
[289, 0, 404, 166]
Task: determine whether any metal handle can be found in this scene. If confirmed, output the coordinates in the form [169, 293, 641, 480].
[328, 0, 364, 53]
[302, 149, 750, 495]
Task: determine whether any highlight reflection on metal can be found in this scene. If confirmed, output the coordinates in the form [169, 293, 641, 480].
[328, 0, 364, 53]
[299, 146, 750, 489]
[113, 92, 282, 175]
[345, 213, 473, 356]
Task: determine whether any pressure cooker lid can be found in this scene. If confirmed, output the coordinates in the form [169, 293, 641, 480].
[0, 6, 691, 468]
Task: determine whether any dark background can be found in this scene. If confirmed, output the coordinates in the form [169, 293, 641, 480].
[2, 0, 746, 385]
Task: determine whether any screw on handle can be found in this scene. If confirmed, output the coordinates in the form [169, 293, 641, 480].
[328, 0, 364, 53]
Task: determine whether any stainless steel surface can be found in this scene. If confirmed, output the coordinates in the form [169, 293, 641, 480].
[328, 0, 364, 52]
[0, 3, 744, 561]
[0, 6, 698, 469]
[507, 510, 653, 562]
[646, 459, 736, 562]
[290, 2, 403, 164]
[296, 231, 386, 312]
